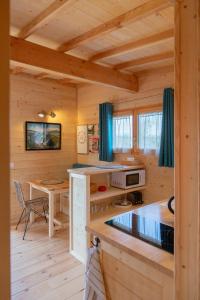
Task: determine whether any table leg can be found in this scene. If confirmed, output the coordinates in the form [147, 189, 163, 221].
[49, 192, 54, 238]
[29, 184, 35, 223]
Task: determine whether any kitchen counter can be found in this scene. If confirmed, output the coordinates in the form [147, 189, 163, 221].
[68, 164, 145, 175]
[87, 201, 174, 299]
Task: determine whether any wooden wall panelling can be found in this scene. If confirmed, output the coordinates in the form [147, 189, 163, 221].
[10, 36, 138, 93]
[77, 67, 174, 205]
[10, 74, 77, 224]
[174, 0, 200, 299]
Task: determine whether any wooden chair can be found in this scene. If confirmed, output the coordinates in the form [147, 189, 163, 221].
[14, 180, 49, 240]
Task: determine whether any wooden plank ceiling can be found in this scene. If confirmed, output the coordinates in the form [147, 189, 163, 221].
[10, 0, 174, 90]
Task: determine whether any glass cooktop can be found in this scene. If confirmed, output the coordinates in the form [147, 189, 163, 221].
[105, 211, 174, 254]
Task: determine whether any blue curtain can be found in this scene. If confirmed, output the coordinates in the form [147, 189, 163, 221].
[99, 102, 113, 162]
[159, 88, 174, 167]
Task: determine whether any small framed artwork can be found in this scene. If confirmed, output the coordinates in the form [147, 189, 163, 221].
[25, 121, 61, 150]
[88, 124, 99, 153]
[77, 125, 88, 154]
[87, 124, 95, 135]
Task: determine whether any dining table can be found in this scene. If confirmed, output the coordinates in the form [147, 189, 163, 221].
[28, 179, 69, 238]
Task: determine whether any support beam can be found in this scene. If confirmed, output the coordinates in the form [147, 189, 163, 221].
[175, 0, 200, 299]
[90, 29, 174, 62]
[10, 36, 138, 92]
[114, 51, 174, 70]
[34, 72, 49, 79]
[58, 0, 173, 52]
[18, 0, 78, 39]
[10, 66, 25, 75]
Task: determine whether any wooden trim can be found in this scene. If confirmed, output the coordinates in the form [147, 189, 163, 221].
[57, 0, 173, 52]
[113, 110, 133, 116]
[114, 104, 162, 115]
[115, 51, 174, 70]
[175, 0, 200, 299]
[10, 36, 138, 92]
[90, 29, 174, 62]
[113, 104, 162, 153]
[134, 105, 162, 152]
[18, 0, 77, 39]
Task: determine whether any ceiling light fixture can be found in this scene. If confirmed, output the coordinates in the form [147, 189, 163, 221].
[37, 111, 56, 118]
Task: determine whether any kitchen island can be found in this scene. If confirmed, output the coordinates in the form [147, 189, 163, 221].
[87, 201, 174, 300]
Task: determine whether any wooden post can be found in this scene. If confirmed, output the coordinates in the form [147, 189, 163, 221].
[175, 0, 200, 299]
[0, 1, 10, 299]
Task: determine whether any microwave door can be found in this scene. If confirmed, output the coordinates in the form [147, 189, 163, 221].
[126, 173, 140, 186]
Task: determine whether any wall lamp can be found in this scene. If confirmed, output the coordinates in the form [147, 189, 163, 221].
[37, 111, 56, 118]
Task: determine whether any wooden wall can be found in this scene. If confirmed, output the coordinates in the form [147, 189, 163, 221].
[77, 66, 174, 204]
[10, 74, 77, 224]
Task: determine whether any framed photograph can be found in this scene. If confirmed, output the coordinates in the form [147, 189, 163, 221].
[77, 125, 88, 154]
[25, 121, 61, 150]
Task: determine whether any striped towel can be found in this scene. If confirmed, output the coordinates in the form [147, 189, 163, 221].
[84, 246, 107, 300]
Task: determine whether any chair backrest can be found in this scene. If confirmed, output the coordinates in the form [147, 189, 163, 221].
[14, 180, 26, 208]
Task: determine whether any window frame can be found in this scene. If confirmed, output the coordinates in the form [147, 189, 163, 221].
[113, 104, 162, 154]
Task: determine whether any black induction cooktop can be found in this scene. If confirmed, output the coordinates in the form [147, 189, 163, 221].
[105, 211, 174, 254]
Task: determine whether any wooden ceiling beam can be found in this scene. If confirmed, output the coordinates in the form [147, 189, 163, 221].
[90, 29, 174, 62]
[57, 0, 173, 52]
[18, 0, 78, 39]
[10, 36, 138, 92]
[114, 51, 174, 70]
[10, 66, 25, 75]
[34, 72, 49, 79]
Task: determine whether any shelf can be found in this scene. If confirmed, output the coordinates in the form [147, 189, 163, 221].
[90, 185, 146, 202]
[90, 204, 143, 222]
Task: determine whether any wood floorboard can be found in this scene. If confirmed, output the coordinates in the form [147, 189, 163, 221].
[11, 222, 85, 300]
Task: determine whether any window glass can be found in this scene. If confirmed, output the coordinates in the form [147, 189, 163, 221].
[138, 112, 162, 152]
[113, 115, 133, 153]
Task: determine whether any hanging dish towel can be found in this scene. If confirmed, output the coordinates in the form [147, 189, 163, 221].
[84, 245, 107, 300]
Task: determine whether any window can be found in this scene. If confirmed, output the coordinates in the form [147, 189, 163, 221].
[112, 106, 162, 154]
[138, 111, 162, 153]
[113, 114, 133, 153]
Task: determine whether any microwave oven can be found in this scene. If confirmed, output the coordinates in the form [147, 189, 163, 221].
[111, 169, 145, 189]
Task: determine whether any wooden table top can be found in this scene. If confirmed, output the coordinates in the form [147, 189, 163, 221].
[87, 200, 174, 276]
[28, 179, 69, 191]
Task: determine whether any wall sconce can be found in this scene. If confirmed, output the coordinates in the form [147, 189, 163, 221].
[37, 111, 56, 118]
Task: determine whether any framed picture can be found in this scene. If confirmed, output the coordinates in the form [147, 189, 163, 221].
[77, 125, 88, 154]
[88, 124, 99, 153]
[25, 121, 61, 150]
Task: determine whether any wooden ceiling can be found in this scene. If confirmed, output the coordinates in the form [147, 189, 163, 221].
[10, 0, 174, 90]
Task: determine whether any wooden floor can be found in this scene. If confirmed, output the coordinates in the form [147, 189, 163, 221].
[11, 222, 85, 300]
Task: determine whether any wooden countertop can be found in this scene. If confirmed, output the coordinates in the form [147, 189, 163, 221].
[67, 164, 145, 175]
[87, 201, 174, 277]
